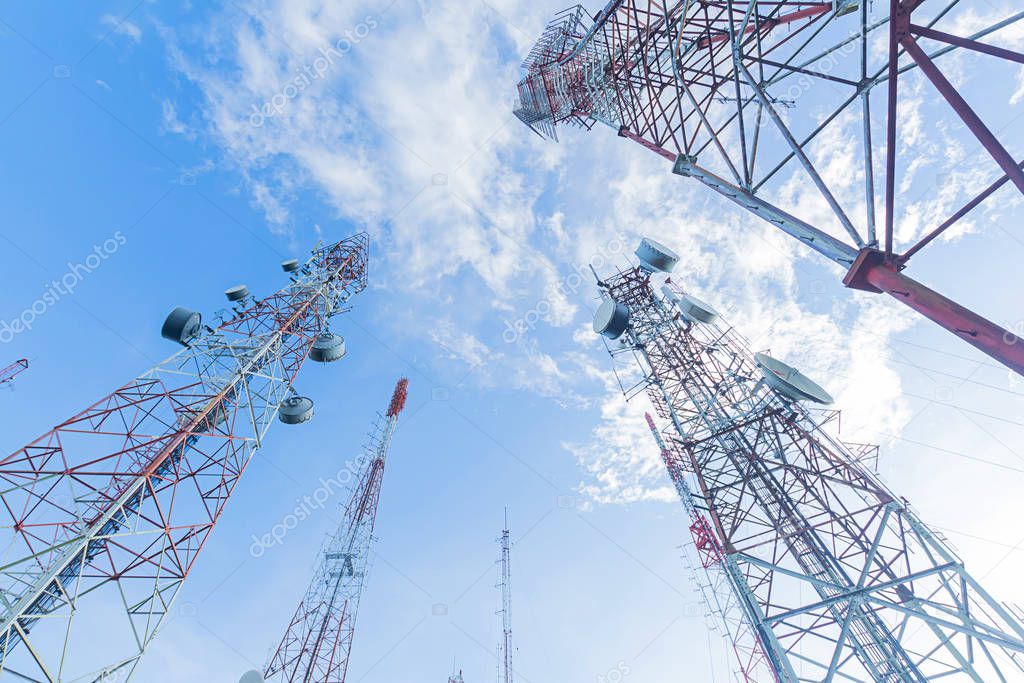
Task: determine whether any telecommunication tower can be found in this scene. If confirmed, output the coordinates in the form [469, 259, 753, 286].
[0, 358, 28, 386]
[0, 233, 368, 682]
[517, 2, 1024, 376]
[261, 377, 409, 683]
[592, 237, 1024, 681]
[497, 513, 514, 683]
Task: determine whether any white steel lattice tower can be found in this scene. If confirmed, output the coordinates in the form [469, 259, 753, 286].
[592, 240, 1024, 682]
[0, 234, 368, 682]
[497, 514, 514, 683]
[263, 378, 408, 683]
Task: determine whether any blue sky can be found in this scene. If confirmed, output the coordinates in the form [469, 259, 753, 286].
[0, 1, 1023, 682]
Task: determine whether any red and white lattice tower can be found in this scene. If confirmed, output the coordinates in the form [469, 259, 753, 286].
[263, 378, 409, 683]
[0, 358, 28, 386]
[0, 233, 368, 682]
[517, 2, 1024, 376]
[592, 240, 1024, 681]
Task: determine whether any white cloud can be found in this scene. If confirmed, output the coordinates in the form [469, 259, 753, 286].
[101, 14, 142, 43]
[430, 317, 492, 369]
[1012, 67, 1024, 106]
[162, 0, 934, 506]
[160, 99, 191, 138]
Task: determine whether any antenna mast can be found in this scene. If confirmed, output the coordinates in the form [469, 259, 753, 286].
[0, 358, 28, 386]
[497, 512, 514, 683]
[591, 238, 1024, 681]
[264, 378, 409, 683]
[0, 234, 368, 682]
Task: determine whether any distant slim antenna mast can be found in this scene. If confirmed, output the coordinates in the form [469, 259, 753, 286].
[497, 511, 514, 683]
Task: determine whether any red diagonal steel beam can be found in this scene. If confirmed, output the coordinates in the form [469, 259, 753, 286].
[898, 6, 1024, 196]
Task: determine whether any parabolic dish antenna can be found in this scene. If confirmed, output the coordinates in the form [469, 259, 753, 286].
[278, 396, 315, 425]
[225, 285, 250, 302]
[593, 298, 630, 339]
[679, 294, 718, 324]
[309, 332, 347, 363]
[635, 238, 679, 273]
[161, 307, 202, 346]
[281, 258, 300, 273]
[239, 671, 265, 683]
[754, 352, 834, 405]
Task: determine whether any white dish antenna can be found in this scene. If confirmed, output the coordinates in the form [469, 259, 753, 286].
[679, 294, 719, 324]
[754, 352, 834, 405]
[593, 298, 630, 339]
[278, 396, 315, 424]
[239, 671, 265, 683]
[635, 238, 679, 273]
[309, 332, 347, 363]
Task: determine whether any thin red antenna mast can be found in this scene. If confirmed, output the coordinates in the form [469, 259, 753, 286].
[0, 358, 28, 386]
[263, 378, 409, 683]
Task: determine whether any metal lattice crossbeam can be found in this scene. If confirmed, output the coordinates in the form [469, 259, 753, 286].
[0, 234, 368, 682]
[519, 1, 1024, 375]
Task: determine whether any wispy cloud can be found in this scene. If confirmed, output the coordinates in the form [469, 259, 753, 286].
[101, 14, 142, 44]
[161, 0, 923, 505]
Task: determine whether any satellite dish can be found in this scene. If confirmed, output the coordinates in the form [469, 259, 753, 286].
[281, 259, 300, 273]
[278, 396, 315, 425]
[679, 294, 718, 324]
[225, 285, 250, 302]
[635, 238, 679, 273]
[754, 353, 834, 404]
[239, 671, 265, 683]
[593, 298, 630, 339]
[161, 307, 202, 345]
[834, 0, 860, 16]
[309, 332, 346, 363]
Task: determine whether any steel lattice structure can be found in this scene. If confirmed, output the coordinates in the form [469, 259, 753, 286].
[0, 233, 368, 682]
[497, 515, 514, 683]
[264, 377, 408, 683]
[645, 412, 778, 681]
[596, 260, 1024, 681]
[0, 359, 28, 386]
[517, 1, 1024, 376]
